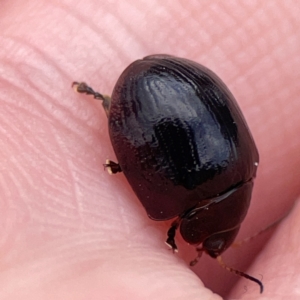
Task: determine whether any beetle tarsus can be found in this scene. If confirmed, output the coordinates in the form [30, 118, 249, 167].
[104, 160, 122, 174]
[72, 82, 106, 101]
[72, 81, 111, 117]
[166, 219, 180, 252]
[190, 247, 203, 266]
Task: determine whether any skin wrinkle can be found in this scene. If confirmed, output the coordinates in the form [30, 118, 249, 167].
[2, 36, 69, 81]
[51, 129, 85, 226]
[64, 3, 132, 64]
[1, 38, 84, 130]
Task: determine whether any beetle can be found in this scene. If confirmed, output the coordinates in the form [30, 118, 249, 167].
[73, 54, 262, 293]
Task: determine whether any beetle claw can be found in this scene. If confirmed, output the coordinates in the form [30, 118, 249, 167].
[72, 82, 111, 117]
[166, 219, 180, 253]
[104, 160, 122, 174]
[165, 241, 178, 253]
[72, 81, 106, 101]
[165, 238, 178, 253]
[190, 247, 203, 266]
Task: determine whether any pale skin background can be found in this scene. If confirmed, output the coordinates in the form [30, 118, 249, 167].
[1, 1, 300, 299]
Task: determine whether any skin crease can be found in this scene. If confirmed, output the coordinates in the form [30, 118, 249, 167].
[0, 0, 300, 299]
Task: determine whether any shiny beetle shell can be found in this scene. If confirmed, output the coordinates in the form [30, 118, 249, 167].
[108, 55, 258, 257]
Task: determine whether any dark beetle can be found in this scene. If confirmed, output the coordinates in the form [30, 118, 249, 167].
[73, 54, 262, 292]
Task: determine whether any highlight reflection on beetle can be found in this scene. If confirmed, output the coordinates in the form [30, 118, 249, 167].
[73, 54, 262, 293]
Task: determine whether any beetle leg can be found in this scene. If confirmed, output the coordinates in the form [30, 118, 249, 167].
[190, 247, 204, 266]
[104, 159, 122, 174]
[165, 218, 180, 252]
[72, 82, 105, 100]
[72, 82, 111, 117]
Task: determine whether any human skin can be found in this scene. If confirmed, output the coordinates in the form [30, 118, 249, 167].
[0, 1, 300, 299]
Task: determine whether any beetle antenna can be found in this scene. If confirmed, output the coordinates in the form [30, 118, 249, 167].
[233, 206, 293, 248]
[216, 256, 263, 294]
